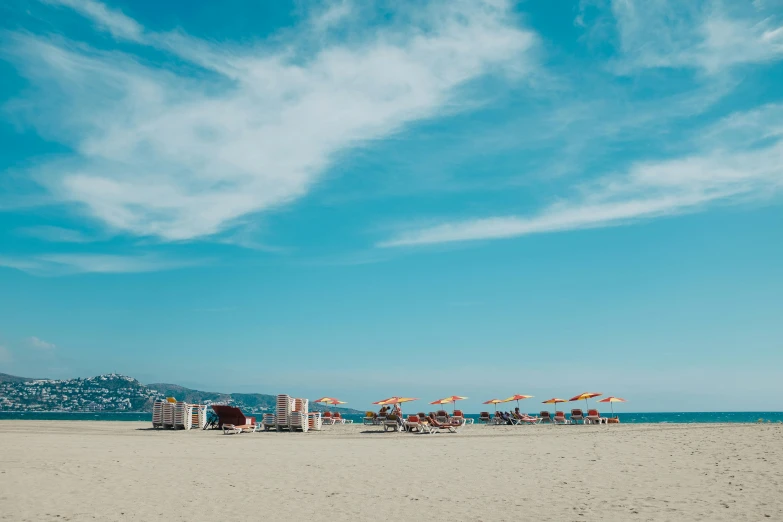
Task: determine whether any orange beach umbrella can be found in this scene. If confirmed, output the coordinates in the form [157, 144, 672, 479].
[430, 395, 468, 412]
[542, 398, 567, 413]
[598, 396, 626, 417]
[373, 397, 418, 405]
[570, 392, 603, 411]
[314, 397, 346, 414]
[483, 398, 504, 413]
[503, 394, 534, 411]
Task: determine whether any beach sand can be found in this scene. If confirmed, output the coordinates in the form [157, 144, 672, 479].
[0, 421, 781, 521]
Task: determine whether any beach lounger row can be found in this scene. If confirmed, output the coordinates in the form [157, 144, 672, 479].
[151, 400, 207, 430]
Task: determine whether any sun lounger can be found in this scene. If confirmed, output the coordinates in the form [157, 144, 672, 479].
[322, 411, 336, 425]
[404, 415, 432, 434]
[570, 409, 585, 424]
[586, 409, 606, 424]
[435, 410, 450, 424]
[539, 411, 553, 423]
[452, 410, 473, 425]
[383, 415, 402, 432]
[212, 405, 256, 431]
[478, 412, 492, 424]
[332, 412, 346, 424]
[363, 411, 377, 425]
[553, 411, 569, 424]
[261, 413, 276, 431]
[428, 416, 460, 433]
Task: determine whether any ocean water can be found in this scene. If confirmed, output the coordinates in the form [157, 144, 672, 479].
[1, 411, 782, 424]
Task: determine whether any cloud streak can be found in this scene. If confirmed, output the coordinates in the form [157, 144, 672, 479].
[380, 105, 783, 247]
[6, 0, 536, 241]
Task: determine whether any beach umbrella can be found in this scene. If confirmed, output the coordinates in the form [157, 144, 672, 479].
[483, 398, 504, 413]
[542, 398, 567, 413]
[372, 397, 418, 416]
[570, 392, 603, 411]
[314, 397, 346, 415]
[430, 395, 468, 413]
[597, 396, 626, 417]
[502, 394, 534, 412]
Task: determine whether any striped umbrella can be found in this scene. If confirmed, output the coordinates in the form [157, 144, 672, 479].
[430, 395, 468, 413]
[597, 396, 626, 417]
[570, 392, 603, 411]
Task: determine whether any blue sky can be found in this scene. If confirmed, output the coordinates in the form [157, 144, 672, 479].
[1, 0, 782, 412]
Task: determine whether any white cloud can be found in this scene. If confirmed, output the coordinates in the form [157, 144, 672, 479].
[6, 0, 536, 241]
[0, 345, 11, 363]
[16, 225, 98, 243]
[380, 106, 783, 247]
[0, 253, 201, 276]
[28, 336, 56, 350]
[41, 0, 144, 41]
[611, 0, 783, 73]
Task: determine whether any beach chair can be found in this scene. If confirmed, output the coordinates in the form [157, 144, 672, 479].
[404, 414, 432, 434]
[519, 414, 541, 425]
[428, 415, 460, 433]
[452, 410, 473, 425]
[211, 405, 256, 431]
[478, 412, 492, 424]
[570, 409, 585, 424]
[553, 411, 568, 424]
[363, 411, 377, 425]
[332, 412, 346, 424]
[322, 411, 336, 425]
[539, 411, 553, 423]
[383, 414, 402, 432]
[586, 409, 605, 424]
[435, 410, 450, 424]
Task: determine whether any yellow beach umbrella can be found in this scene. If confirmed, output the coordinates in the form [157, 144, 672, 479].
[483, 398, 504, 413]
[570, 392, 603, 411]
[503, 394, 534, 412]
[542, 398, 567, 414]
[598, 396, 626, 417]
[430, 395, 468, 413]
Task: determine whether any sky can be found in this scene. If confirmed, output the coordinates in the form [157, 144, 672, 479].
[1, 0, 782, 412]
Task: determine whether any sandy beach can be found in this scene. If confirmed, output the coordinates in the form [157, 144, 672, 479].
[0, 421, 781, 521]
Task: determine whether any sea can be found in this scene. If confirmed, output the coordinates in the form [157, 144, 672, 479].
[1, 411, 782, 424]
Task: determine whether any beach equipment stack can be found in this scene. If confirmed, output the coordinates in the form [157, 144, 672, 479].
[174, 401, 188, 428]
[162, 400, 175, 428]
[276, 394, 293, 430]
[289, 398, 309, 432]
[152, 399, 164, 428]
[307, 411, 323, 431]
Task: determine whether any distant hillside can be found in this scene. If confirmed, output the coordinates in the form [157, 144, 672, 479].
[147, 383, 362, 414]
[0, 373, 36, 383]
[0, 373, 362, 414]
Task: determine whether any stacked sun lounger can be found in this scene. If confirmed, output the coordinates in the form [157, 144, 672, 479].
[190, 404, 206, 430]
[152, 400, 164, 428]
[262, 413, 276, 431]
[173, 401, 189, 429]
[162, 401, 175, 428]
[307, 412, 322, 431]
[276, 394, 293, 431]
[289, 398, 309, 432]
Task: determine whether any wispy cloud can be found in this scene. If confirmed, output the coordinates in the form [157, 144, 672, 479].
[611, 0, 783, 73]
[41, 0, 143, 41]
[28, 336, 56, 350]
[16, 225, 99, 243]
[380, 105, 783, 247]
[0, 253, 202, 276]
[5, 0, 536, 242]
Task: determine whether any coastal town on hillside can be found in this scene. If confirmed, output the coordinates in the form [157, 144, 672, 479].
[0, 374, 161, 412]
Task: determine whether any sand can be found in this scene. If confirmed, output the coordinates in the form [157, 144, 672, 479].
[0, 421, 781, 521]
